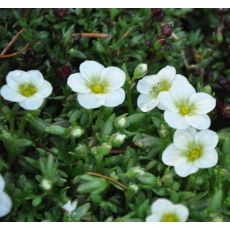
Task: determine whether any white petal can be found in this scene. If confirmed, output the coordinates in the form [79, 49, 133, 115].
[162, 144, 182, 166]
[174, 158, 199, 177]
[79, 60, 104, 81]
[38, 81, 53, 97]
[101, 67, 126, 90]
[174, 205, 189, 222]
[137, 94, 158, 112]
[67, 73, 90, 93]
[63, 200, 77, 214]
[136, 75, 159, 94]
[0, 175, 5, 191]
[164, 111, 189, 129]
[185, 114, 211, 130]
[0, 192, 12, 218]
[158, 91, 178, 112]
[157, 102, 167, 110]
[104, 88, 125, 107]
[157, 66, 176, 82]
[6, 70, 29, 90]
[63, 200, 72, 211]
[189, 92, 216, 114]
[173, 74, 189, 83]
[77, 93, 105, 109]
[0, 85, 25, 102]
[173, 128, 197, 150]
[195, 130, 219, 149]
[27, 70, 44, 88]
[170, 81, 196, 100]
[19, 94, 44, 110]
[146, 214, 161, 222]
[195, 149, 218, 169]
[151, 199, 175, 215]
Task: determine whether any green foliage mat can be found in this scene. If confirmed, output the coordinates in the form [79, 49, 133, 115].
[0, 9, 230, 221]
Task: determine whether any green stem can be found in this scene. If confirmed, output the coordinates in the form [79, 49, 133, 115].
[9, 114, 15, 134]
[127, 82, 134, 113]
[19, 111, 27, 135]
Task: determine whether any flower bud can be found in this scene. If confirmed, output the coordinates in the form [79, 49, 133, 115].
[100, 143, 112, 155]
[129, 184, 139, 193]
[161, 174, 173, 186]
[74, 144, 88, 155]
[161, 24, 174, 37]
[202, 85, 212, 95]
[158, 124, 170, 138]
[70, 126, 84, 138]
[137, 172, 156, 186]
[114, 116, 128, 129]
[109, 133, 126, 147]
[195, 177, 204, 186]
[126, 167, 145, 179]
[133, 63, 148, 79]
[41, 179, 52, 190]
[45, 125, 67, 136]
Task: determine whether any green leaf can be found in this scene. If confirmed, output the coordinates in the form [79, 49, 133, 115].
[208, 188, 223, 212]
[102, 113, 115, 136]
[73, 203, 90, 220]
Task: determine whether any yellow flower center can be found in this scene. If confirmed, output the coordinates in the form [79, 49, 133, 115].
[179, 105, 191, 115]
[161, 213, 179, 222]
[151, 80, 171, 97]
[159, 80, 171, 91]
[19, 84, 37, 97]
[187, 147, 202, 161]
[90, 84, 106, 94]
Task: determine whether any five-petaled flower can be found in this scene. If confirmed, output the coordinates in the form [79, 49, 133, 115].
[0, 70, 53, 110]
[62, 200, 78, 215]
[0, 175, 12, 218]
[162, 127, 219, 177]
[67, 60, 126, 109]
[159, 81, 216, 130]
[146, 198, 189, 222]
[136, 66, 189, 112]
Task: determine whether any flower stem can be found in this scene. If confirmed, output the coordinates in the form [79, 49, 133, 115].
[9, 114, 15, 134]
[18, 111, 27, 136]
[127, 82, 135, 113]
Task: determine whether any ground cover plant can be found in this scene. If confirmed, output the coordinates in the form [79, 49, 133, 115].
[0, 8, 230, 222]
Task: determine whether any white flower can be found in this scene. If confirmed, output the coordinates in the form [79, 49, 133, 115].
[162, 128, 218, 177]
[63, 200, 78, 215]
[146, 198, 189, 222]
[67, 60, 126, 109]
[0, 70, 53, 110]
[159, 81, 216, 130]
[0, 175, 12, 218]
[136, 66, 189, 112]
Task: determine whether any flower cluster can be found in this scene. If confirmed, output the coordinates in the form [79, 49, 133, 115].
[136, 65, 218, 221]
[0, 175, 12, 218]
[136, 65, 218, 178]
[0, 61, 219, 221]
